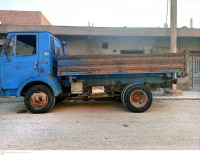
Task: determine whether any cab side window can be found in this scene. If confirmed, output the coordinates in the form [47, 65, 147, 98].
[16, 35, 36, 56]
[51, 37, 55, 55]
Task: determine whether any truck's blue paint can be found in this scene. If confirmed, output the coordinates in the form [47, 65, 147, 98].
[58, 70, 179, 77]
[1, 77, 62, 97]
[59, 70, 179, 87]
[16, 77, 63, 97]
[0, 30, 183, 99]
[69, 73, 171, 87]
[0, 31, 63, 97]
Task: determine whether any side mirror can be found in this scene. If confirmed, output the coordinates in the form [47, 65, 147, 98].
[3, 38, 10, 54]
[2, 38, 11, 62]
[61, 41, 66, 45]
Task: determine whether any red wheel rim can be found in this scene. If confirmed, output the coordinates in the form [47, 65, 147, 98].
[130, 90, 147, 108]
[30, 91, 48, 108]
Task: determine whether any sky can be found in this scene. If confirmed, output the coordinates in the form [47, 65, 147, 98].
[0, 0, 199, 28]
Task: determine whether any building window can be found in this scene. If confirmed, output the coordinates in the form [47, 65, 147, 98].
[102, 42, 108, 49]
[151, 49, 158, 54]
[120, 50, 144, 54]
[113, 50, 117, 53]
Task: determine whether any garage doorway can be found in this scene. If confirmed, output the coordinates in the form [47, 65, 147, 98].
[189, 52, 200, 90]
[120, 50, 144, 54]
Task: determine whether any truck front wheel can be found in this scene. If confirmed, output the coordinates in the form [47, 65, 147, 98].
[122, 84, 152, 113]
[24, 85, 55, 114]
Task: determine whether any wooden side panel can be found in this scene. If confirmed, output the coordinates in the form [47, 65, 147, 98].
[57, 53, 185, 75]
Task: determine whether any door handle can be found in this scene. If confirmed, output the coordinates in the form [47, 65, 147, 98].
[34, 62, 38, 69]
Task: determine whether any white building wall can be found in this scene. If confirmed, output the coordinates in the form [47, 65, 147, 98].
[63, 36, 170, 55]
[63, 36, 200, 56]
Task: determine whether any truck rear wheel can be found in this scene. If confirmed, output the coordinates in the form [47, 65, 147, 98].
[122, 84, 152, 113]
[121, 83, 140, 104]
[24, 85, 55, 114]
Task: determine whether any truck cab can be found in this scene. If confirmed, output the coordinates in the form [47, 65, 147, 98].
[0, 31, 64, 113]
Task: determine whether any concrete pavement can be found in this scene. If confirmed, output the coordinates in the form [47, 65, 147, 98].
[153, 90, 200, 100]
[0, 100, 199, 150]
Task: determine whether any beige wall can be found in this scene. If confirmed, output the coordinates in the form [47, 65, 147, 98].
[62, 36, 200, 56]
[178, 38, 200, 52]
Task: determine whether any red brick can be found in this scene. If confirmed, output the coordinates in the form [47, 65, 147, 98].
[0, 10, 51, 25]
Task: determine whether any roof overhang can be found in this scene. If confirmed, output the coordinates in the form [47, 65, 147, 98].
[0, 25, 200, 37]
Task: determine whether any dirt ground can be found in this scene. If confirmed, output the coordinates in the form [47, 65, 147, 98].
[0, 99, 199, 150]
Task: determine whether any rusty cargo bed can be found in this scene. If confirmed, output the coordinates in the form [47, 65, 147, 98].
[57, 53, 185, 76]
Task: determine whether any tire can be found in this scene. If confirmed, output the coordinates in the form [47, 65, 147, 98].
[121, 83, 140, 104]
[24, 85, 55, 114]
[121, 83, 140, 109]
[122, 84, 152, 113]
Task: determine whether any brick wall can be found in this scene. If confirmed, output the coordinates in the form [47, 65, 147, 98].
[0, 10, 51, 25]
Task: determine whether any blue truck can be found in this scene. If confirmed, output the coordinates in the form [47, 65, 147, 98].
[0, 31, 185, 113]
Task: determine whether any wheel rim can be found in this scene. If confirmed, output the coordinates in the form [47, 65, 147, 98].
[130, 90, 147, 108]
[30, 91, 48, 108]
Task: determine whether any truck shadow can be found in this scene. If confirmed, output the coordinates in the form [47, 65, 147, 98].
[52, 100, 126, 113]
[52, 100, 163, 113]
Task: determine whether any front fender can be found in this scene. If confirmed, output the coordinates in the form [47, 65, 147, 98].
[17, 77, 63, 97]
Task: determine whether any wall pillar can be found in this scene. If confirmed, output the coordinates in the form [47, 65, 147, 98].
[170, 0, 177, 53]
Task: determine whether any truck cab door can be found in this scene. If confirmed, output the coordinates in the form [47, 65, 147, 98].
[1, 33, 39, 91]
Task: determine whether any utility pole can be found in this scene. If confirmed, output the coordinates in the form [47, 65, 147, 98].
[170, 0, 177, 53]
